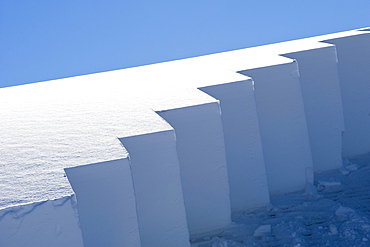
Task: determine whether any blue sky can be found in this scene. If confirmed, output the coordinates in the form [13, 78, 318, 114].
[1, 0, 369, 88]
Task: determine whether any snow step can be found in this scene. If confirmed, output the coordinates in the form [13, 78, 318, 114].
[199, 80, 270, 212]
[281, 45, 344, 172]
[156, 101, 232, 236]
[321, 31, 370, 158]
[64, 159, 141, 247]
[239, 60, 314, 194]
[119, 130, 190, 247]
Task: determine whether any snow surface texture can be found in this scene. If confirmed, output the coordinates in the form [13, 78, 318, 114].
[1, 28, 370, 246]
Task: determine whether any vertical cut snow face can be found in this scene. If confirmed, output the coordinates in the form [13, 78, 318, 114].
[199, 80, 270, 212]
[282, 46, 344, 172]
[65, 158, 141, 247]
[240, 61, 314, 194]
[157, 102, 232, 235]
[323, 32, 370, 158]
[119, 130, 190, 247]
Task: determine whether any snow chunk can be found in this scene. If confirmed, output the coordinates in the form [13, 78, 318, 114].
[329, 224, 338, 235]
[305, 182, 318, 196]
[340, 160, 359, 175]
[335, 206, 355, 216]
[318, 181, 341, 187]
[254, 225, 271, 238]
[343, 159, 351, 167]
[317, 179, 341, 191]
[339, 167, 351, 176]
[346, 164, 359, 171]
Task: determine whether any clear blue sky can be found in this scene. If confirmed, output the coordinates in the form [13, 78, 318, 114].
[1, 0, 369, 88]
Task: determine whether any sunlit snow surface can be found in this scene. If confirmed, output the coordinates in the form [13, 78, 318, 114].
[0, 75, 217, 209]
[0, 91, 171, 209]
[192, 156, 370, 247]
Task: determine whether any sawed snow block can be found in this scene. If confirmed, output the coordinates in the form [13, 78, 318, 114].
[283, 46, 344, 171]
[323, 32, 370, 158]
[119, 130, 190, 247]
[156, 102, 232, 236]
[239, 61, 314, 194]
[199, 80, 270, 212]
[64, 159, 141, 247]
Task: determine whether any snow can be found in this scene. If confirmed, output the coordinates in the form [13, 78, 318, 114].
[345, 164, 359, 171]
[283, 46, 344, 172]
[192, 157, 370, 247]
[64, 159, 141, 247]
[1, 27, 368, 210]
[156, 102, 232, 235]
[0, 196, 83, 247]
[0, 91, 174, 209]
[199, 81, 270, 212]
[323, 32, 370, 158]
[253, 225, 272, 238]
[239, 61, 314, 194]
[119, 130, 190, 247]
[1, 27, 370, 246]
[335, 206, 356, 216]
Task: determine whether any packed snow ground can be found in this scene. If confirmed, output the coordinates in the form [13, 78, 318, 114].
[192, 155, 370, 247]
